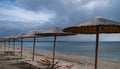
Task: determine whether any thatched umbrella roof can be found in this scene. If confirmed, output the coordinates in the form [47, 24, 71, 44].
[64, 18, 120, 34]
[36, 27, 75, 36]
[63, 17, 120, 69]
[11, 33, 25, 39]
[36, 27, 75, 68]
[3, 36, 11, 41]
[20, 31, 38, 38]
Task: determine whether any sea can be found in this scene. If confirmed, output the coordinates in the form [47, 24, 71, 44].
[3, 41, 120, 60]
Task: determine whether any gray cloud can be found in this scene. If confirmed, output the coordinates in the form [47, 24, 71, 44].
[18, 0, 120, 27]
[16, 0, 86, 24]
[0, 19, 47, 37]
[0, 0, 120, 41]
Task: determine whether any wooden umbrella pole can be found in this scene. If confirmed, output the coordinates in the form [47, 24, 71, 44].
[21, 38, 23, 59]
[4, 41, 6, 52]
[9, 39, 10, 51]
[7, 41, 8, 51]
[32, 37, 36, 61]
[95, 26, 99, 69]
[13, 39, 15, 53]
[52, 35, 57, 68]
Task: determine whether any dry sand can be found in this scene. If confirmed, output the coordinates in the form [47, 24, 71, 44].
[0, 45, 120, 69]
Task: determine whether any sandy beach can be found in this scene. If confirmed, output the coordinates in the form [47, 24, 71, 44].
[0, 45, 120, 69]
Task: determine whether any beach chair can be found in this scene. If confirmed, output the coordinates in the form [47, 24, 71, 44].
[5, 55, 21, 60]
[17, 60, 29, 64]
[38, 58, 61, 69]
[25, 61, 48, 69]
[48, 61, 61, 69]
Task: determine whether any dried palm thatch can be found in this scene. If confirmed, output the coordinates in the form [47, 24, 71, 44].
[36, 27, 75, 36]
[64, 18, 120, 34]
[21, 31, 38, 38]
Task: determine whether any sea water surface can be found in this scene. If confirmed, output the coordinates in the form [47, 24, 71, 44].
[9, 41, 120, 60]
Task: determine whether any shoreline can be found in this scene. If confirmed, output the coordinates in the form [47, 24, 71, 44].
[24, 47, 120, 62]
[0, 45, 120, 69]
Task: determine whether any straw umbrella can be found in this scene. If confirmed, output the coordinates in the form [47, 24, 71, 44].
[3, 39, 7, 52]
[0, 38, 6, 52]
[12, 33, 25, 59]
[35, 27, 75, 68]
[4, 37, 8, 52]
[11, 34, 24, 53]
[3, 35, 14, 52]
[18, 33, 25, 59]
[0, 38, 1, 42]
[63, 17, 120, 69]
[21, 31, 38, 61]
[12, 38, 15, 53]
[4, 37, 9, 51]
[6, 35, 16, 53]
[4, 36, 12, 51]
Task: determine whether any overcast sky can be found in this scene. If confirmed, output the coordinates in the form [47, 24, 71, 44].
[0, 0, 120, 41]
